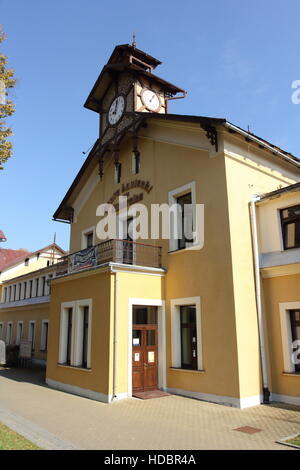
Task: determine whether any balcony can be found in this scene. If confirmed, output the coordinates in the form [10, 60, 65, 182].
[55, 239, 162, 276]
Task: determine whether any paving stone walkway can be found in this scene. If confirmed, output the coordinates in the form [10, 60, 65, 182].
[0, 367, 299, 450]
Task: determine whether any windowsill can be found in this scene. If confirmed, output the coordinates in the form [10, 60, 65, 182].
[168, 245, 198, 255]
[57, 363, 91, 372]
[282, 372, 300, 377]
[169, 367, 205, 374]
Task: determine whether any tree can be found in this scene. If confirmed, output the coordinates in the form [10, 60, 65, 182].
[0, 27, 16, 169]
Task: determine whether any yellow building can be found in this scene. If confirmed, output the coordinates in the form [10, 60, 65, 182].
[1, 43, 300, 408]
[0, 243, 66, 364]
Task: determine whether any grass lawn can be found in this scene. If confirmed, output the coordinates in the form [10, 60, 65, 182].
[285, 434, 300, 447]
[0, 423, 40, 450]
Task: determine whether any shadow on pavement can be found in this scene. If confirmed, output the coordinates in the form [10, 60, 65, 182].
[0, 365, 47, 387]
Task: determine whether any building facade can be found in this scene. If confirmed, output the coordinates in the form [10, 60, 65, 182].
[1, 44, 300, 408]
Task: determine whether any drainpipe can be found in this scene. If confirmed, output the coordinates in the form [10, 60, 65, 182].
[112, 271, 118, 401]
[250, 196, 270, 404]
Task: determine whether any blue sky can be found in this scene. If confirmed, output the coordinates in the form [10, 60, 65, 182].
[1, 0, 299, 252]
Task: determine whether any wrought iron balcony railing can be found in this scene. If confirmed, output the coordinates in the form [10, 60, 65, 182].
[55, 239, 162, 276]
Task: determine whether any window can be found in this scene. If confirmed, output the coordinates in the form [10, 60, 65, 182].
[9, 286, 12, 302]
[22, 282, 26, 300]
[35, 278, 39, 297]
[81, 307, 89, 368]
[6, 322, 12, 344]
[0, 323, 3, 339]
[28, 321, 35, 351]
[171, 297, 202, 371]
[281, 205, 300, 250]
[13, 284, 16, 301]
[290, 310, 300, 373]
[81, 227, 95, 250]
[66, 309, 73, 365]
[59, 300, 92, 369]
[41, 276, 46, 296]
[24, 258, 29, 266]
[168, 182, 200, 252]
[115, 162, 122, 184]
[132, 150, 140, 175]
[180, 306, 197, 370]
[4, 287, 7, 303]
[86, 232, 93, 248]
[176, 192, 193, 250]
[29, 280, 33, 298]
[17, 283, 21, 300]
[16, 322, 23, 345]
[40, 321, 49, 351]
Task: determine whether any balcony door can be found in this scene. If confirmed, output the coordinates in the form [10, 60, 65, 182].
[121, 217, 134, 265]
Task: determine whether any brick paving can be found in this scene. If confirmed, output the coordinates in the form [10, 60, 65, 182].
[0, 367, 299, 450]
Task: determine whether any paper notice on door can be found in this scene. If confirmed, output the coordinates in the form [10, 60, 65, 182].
[134, 353, 140, 362]
[133, 338, 140, 346]
[148, 351, 155, 363]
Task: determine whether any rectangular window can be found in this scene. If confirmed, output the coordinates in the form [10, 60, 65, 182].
[132, 150, 140, 174]
[16, 322, 23, 345]
[22, 282, 26, 300]
[4, 287, 7, 303]
[6, 322, 12, 344]
[82, 307, 89, 368]
[29, 280, 33, 298]
[290, 310, 300, 372]
[40, 321, 49, 351]
[115, 163, 122, 184]
[180, 305, 198, 370]
[41, 276, 46, 296]
[0, 323, 3, 339]
[66, 308, 73, 365]
[17, 283, 21, 301]
[9, 286, 12, 302]
[176, 192, 193, 250]
[13, 285, 16, 301]
[86, 232, 93, 248]
[35, 278, 39, 297]
[281, 205, 300, 250]
[28, 321, 35, 351]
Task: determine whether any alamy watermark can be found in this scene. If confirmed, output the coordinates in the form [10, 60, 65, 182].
[95, 196, 204, 250]
[291, 80, 300, 104]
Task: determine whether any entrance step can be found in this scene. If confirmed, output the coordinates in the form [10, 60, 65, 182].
[132, 390, 171, 400]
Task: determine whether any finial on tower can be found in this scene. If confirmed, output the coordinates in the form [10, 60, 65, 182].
[132, 32, 136, 49]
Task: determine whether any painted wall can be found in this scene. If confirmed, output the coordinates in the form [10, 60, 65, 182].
[46, 269, 112, 397]
[0, 303, 49, 361]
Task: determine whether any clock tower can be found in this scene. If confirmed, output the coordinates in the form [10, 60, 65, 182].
[84, 42, 186, 178]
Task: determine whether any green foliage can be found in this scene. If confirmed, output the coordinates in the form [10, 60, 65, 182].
[0, 27, 16, 169]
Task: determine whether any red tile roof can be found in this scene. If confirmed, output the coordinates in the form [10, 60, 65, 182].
[0, 248, 30, 271]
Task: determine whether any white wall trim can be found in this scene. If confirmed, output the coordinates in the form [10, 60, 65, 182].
[167, 387, 262, 408]
[170, 296, 203, 370]
[0, 295, 50, 310]
[46, 378, 110, 403]
[272, 393, 300, 406]
[279, 301, 300, 373]
[127, 298, 166, 398]
[168, 181, 197, 252]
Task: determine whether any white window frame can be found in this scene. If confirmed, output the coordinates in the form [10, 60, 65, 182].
[16, 321, 23, 345]
[28, 320, 36, 350]
[6, 322, 13, 345]
[81, 226, 96, 250]
[279, 301, 300, 373]
[59, 299, 92, 368]
[40, 320, 49, 351]
[170, 296, 203, 371]
[168, 181, 197, 252]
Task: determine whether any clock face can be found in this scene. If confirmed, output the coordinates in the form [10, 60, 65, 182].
[108, 95, 125, 125]
[141, 88, 161, 112]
